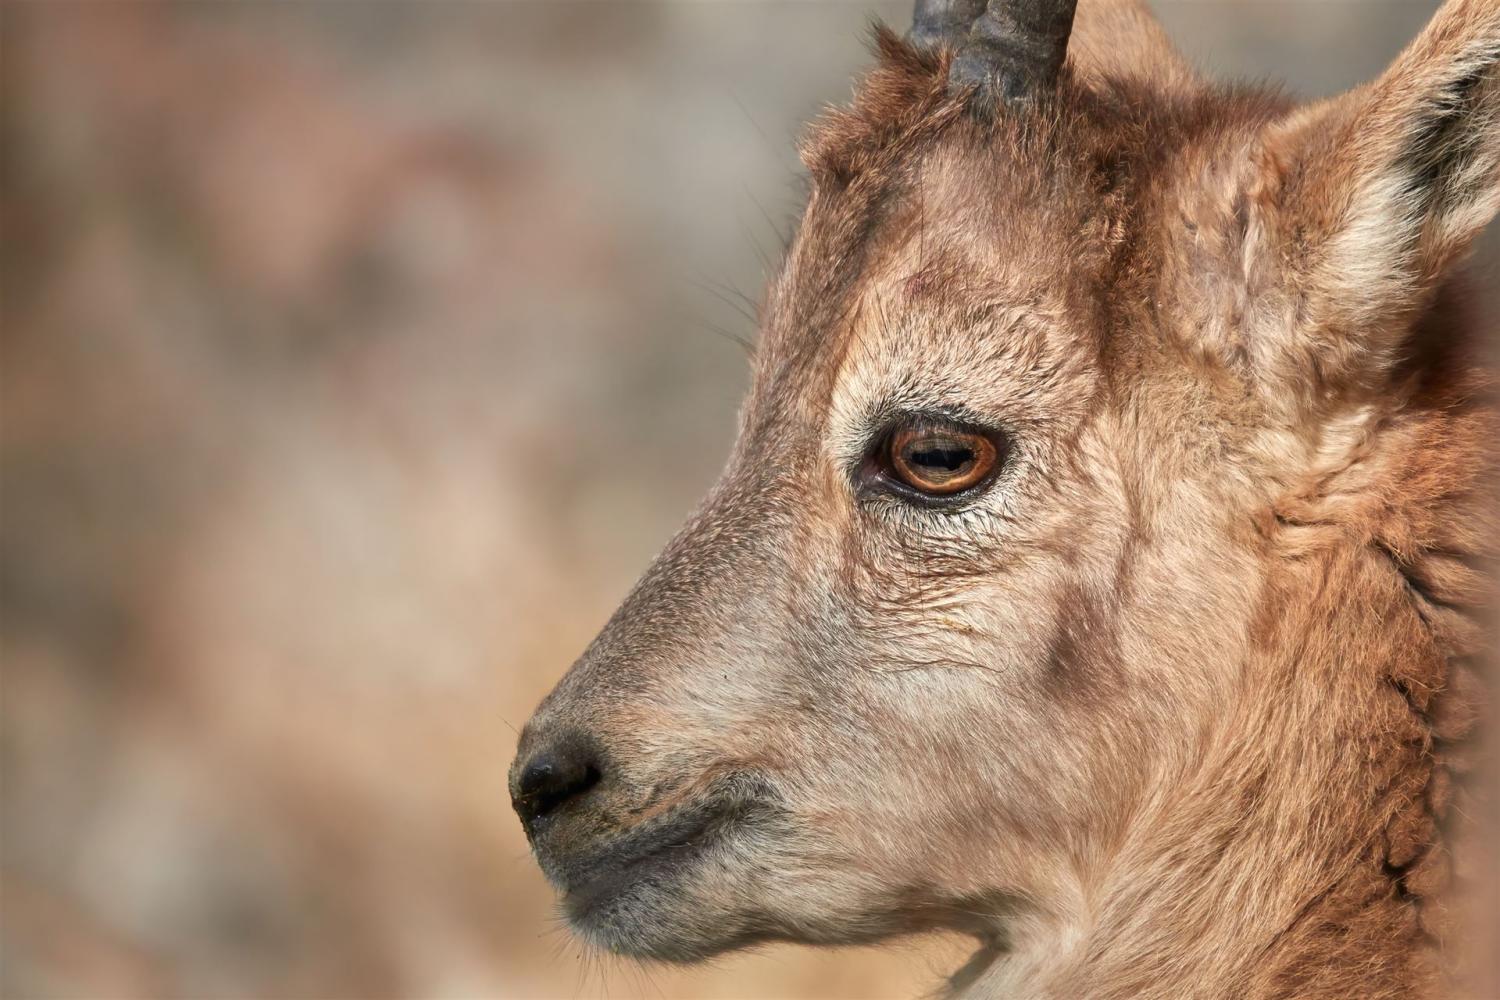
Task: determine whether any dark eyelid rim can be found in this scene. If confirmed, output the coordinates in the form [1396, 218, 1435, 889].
[852, 407, 1008, 509]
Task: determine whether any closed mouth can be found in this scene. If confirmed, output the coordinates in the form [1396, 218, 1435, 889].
[559, 804, 724, 920]
[548, 775, 774, 922]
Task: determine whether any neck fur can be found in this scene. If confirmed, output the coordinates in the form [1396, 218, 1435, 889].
[954, 362, 1494, 1000]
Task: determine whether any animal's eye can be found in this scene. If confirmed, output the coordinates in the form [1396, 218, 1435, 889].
[882, 422, 1002, 497]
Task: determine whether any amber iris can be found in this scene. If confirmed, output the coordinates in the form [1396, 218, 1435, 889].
[887, 425, 999, 495]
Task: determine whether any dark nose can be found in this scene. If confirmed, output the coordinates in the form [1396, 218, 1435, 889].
[510, 731, 604, 829]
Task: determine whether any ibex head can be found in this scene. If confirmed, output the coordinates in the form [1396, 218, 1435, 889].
[512, 0, 1498, 989]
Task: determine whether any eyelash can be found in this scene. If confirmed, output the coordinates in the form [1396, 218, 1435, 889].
[857, 413, 1009, 508]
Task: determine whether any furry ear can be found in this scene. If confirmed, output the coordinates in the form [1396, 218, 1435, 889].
[1205, 0, 1500, 404]
[1067, 0, 1197, 89]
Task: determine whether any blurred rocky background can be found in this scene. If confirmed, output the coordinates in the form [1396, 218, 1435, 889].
[2, 2, 1494, 998]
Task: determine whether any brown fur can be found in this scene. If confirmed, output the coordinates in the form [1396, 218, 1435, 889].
[513, 1, 1499, 996]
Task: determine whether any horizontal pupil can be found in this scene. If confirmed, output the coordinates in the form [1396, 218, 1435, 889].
[909, 445, 972, 472]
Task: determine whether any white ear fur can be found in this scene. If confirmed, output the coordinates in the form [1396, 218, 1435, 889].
[1313, 0, 1500, 311]
[1235, 0, 1500, 398]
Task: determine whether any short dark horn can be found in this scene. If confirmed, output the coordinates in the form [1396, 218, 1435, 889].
[950, 0, 1079, 101]
[909, 0, 988, 52]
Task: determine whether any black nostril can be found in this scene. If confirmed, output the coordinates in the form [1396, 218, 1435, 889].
[512, 735, 603, 826]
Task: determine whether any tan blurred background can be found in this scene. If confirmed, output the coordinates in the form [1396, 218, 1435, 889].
[2, 2, 1495, 998]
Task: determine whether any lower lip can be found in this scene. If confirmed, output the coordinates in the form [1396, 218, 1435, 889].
[558, 806, 724, 919]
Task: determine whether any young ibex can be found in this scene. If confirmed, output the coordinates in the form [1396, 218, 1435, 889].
[511, 0, 1499, 995]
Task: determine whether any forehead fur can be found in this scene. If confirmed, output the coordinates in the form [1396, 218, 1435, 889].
[746, 26, 1295, 443]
